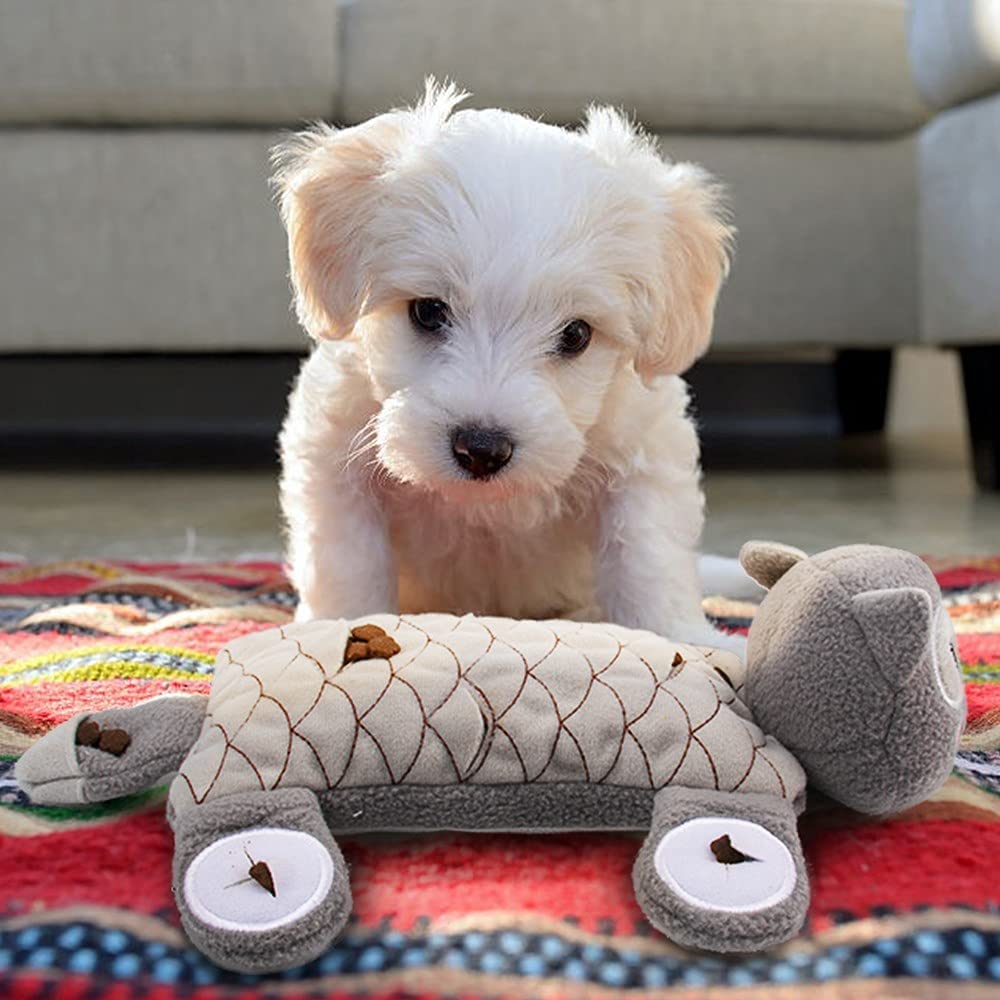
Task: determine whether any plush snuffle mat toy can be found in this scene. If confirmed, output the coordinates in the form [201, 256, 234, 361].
[17, 542, 965, 972]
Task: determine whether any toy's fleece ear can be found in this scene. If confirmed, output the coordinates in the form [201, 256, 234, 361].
[851, 586, 934, 688]
[739, 541, 808, 590]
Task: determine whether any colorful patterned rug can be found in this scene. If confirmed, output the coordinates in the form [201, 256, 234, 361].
[1, 557, 998, 999]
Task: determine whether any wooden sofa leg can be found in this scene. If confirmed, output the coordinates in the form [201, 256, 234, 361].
[959, 345, 1000, 491]
[834, 349, 894, 435]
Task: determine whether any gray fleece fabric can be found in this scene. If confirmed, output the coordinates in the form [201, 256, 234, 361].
[16, 694, 208, 805]
[633, 786, 810, 953]
[172, 787, 351, 974]
[740, 542, 966, 814]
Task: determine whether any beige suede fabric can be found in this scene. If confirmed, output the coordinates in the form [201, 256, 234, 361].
[169, 615, 806, 818]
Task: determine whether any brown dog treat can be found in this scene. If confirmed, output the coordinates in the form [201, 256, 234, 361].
[97, 728, 131, 756]
[344, 640, 370, 663]
[366, 634, 401, 659]
[350, 624, 386, 642]
[248, 859, 276, 897]
[75, 720, 101, 747]
[710, 834, 757, 865]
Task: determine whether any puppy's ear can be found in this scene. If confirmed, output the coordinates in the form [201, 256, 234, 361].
[641, 162, 733, 377]
[582, 108, 733, 379]
[272, 115, 406, 340]
[272, 79, 468, 340]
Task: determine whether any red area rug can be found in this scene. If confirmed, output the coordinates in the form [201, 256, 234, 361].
[1, 558, 998, 999]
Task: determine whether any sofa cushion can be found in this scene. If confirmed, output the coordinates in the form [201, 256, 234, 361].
[919, 92, 1000, 345]
[663, 132, 920, 350]
[0, 0, 338, 124]
[909, 0, 1000, 110]
[0, 127, 919, 354]
[341, 0, 930, 134]
[0, 130, 302, 351]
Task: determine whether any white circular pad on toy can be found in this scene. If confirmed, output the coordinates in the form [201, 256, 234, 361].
[183, 828, 334, 933]
[653, 817, 796, 913]
[933, 604, 964, 708]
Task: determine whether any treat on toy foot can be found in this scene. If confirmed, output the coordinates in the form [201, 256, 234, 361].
[740, 541, 966, 814]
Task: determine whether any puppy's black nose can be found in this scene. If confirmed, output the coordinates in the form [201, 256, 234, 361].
[451, 426, 514, 479]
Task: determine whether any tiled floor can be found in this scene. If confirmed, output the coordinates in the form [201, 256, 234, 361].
[2, 431, 998, 562]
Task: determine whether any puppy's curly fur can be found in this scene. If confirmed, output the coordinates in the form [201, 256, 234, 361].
[275, 82, 738, 650]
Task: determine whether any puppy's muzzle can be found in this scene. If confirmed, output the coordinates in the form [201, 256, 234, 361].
[451, 426, 515, 480]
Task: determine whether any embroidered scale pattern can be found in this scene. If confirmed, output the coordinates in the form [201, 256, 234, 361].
[171, 614, 804, 814]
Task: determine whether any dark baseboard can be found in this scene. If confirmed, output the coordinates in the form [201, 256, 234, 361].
[0, 353, 885, 470]
[0, 353, 302, 467]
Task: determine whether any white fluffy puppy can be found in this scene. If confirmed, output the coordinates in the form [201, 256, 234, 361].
[276, 83, 738, 650]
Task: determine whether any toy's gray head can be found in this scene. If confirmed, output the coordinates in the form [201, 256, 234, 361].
[740, 542, 965, 815]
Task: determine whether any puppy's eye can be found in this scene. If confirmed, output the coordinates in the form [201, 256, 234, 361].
[409, 298, 450, 334]
[555, 319, 592, 357]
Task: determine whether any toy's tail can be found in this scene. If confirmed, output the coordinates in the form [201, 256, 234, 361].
[698, 554, 765, 601]
[15, 693, 208, 806]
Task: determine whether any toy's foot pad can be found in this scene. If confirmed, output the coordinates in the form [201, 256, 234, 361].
[633, 787, 808, 952]
[653, 816, 797, 913]
[184, 828, 335, 933]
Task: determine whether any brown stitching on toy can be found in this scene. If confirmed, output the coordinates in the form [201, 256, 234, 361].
[703, 673, 738, 708]
[390, 678, 431, 784]
[755, 744, 788, 798]
[656, 683, 721, 790]
[177, 719, 231, 804]
[463, 622, 535, 780]
[586, 643, 631, 783]
[336, 677, 396, 784]
[434, 621, 499, 781]
[656, 688, 694, 788]
[522, 630, 571, 781]
[470, 623, 529, 781]
[549, 641, 600, 782]
[279, 630, 389, 788]
[691, 692, 723, 734]
[315, 683, 364, 787]
[285, 631, 331, 679]
[216, 722, 267, 801]
[729, 737, 785, 798]
[611, 644, 659, 787]
[493, 725, 528, 781]
[690, 730, 720, 790]
[514, 631, 567, 782]
[486, 623, 531, 721]
[538, 636, 591, 782]
[393, 677, 472, 782]
[184, 616, 790, 807]
[398, 616, 464, 715]
[386, 618, 467, 782]
[224, 649, 296, 790]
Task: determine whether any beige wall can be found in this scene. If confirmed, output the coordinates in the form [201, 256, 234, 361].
[888, 346, 968, 439]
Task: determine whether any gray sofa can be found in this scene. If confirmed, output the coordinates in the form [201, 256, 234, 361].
[1, 0, 998, 484]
